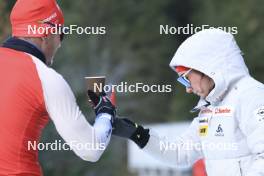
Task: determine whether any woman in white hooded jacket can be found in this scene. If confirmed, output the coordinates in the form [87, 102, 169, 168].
[113, 29, 264, 176]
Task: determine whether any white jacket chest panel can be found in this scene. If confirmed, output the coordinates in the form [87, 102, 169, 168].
[198, 105, 250, 159]
[199, 106, 236, 140]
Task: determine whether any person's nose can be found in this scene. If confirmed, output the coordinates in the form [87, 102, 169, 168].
[186, 87, 193, 93]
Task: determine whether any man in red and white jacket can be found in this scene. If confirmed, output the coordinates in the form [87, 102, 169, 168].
[0, 0, 116, 175]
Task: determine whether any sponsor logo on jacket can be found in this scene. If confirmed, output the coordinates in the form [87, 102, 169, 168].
[200, 106, 234, 117]
[199, 125, 208, 136]
[254, 106, 264, 122]
[215, 124, 224, 136]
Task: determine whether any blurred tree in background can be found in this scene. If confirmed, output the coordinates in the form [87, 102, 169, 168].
[0, 0, 263, 175]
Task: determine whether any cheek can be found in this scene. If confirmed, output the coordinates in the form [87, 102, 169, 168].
[50, 37, 60, 54]
[200, 77, 211, 94]
[52, 36, 60, 49]
[190, 75, 203, 91]
[45, 42, 58, 60]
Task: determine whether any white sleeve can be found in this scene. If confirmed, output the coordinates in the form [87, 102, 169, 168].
[32, 56, 112, 162]
[143, 118, 203, 167]
[239, 89, 264, 176]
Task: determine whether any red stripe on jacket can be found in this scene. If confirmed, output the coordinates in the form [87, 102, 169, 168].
[0, 47, 49, 176]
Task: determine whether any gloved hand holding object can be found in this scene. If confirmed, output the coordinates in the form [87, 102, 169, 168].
[87, 90, 116, 124]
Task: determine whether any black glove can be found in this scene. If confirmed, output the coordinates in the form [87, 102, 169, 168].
[87, 90, 116, 124]
[112, 118, 150, 148]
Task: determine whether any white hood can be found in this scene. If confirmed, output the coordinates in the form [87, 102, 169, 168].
[170, 29, 249, 105]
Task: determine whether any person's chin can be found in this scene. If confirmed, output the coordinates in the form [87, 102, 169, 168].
[197, 92, 206, 98]
[193, 91, 202, 97]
